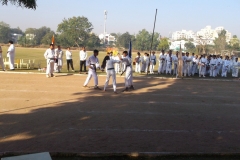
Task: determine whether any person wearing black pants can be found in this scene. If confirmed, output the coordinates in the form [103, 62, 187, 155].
[79, 47, 87, 73]
[66, 47, 74, 72]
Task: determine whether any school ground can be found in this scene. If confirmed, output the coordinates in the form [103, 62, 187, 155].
[0, 72, 240, 159]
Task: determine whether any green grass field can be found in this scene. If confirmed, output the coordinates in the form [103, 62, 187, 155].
[1, 46, 239, 79]
[1, 46, 139, 73]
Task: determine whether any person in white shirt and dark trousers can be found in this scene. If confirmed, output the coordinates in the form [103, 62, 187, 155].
[79, 46, 87, 73]
[66, 47, 74, 72]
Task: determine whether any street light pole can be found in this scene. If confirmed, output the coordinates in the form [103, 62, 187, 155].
[104, 10, 108, 45]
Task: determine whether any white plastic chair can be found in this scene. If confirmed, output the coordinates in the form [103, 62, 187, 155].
[29, 59, 35, 69]
[20, 59, 30, 69]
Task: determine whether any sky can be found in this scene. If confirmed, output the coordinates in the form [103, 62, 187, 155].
[0, 0, 240, 37]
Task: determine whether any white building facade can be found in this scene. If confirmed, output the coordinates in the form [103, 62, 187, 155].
[169, 40, 198, 51]
[172, 30, 196, 41]
[99, 33, 116, 44]
[171, 26, 232, 45]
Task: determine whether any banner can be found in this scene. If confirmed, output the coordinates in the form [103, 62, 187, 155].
[106, 47, 118, 56]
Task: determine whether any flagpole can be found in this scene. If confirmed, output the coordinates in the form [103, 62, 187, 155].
[147, 9, 158, 75]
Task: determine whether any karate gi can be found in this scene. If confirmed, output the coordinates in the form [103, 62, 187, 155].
[216, 58, 222, 75]
[209, 58, 217, 77]
[7, 44, 15, 70]
[199, 57, 207, 77]
[229, 57, 235, 73]
[191, 57, 198, 75]
[54, 48, 60, 72]
[205, 58, 211, 75]
[163, 53, 167, 73]
[113, 56, 121, 74]
[0, 46, 5, 70]
[232, 60, 240, 77]
[165, 55, 172, 74]
[189, 56, 195, 75]
[221, 60, 231, 77]
[44, 48, 55, 77]
[122, 56, 133, 87]
[135, 55, 141, 73]
[57, 49, 63, 72]
[184, 56, 192, 76]
[145, 56, 150, 73]
[149, 54, 156, 74]
[158, 54, 166, 74]
[141, 55, 147, 72]
[84, 55, 99, 86]
[141, 55, 149, 73]
[182, 55, 187, 75]
[121, 55, 126, 73]
[104, 59, 120, 92]
[173, 55, 178, 75]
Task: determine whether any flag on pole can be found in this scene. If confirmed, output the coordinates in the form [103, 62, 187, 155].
[128, 40, 132, 58]
[51, 35, 55, 45]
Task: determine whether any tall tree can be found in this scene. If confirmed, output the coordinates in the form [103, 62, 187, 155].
[229, 35, 240, 51]
[10, 27, 23, 34]
[86, 33, 101, 49]
[134, 29, 151, 51]
[110, 33, 121, 40]
[25, 28, 36, 34]
[1, 0, 37, 9]
[213, 30, 227, 53]
[196, 31, 214, 54]
[0, 21, 11, 43]
[57, 16, 93, 48]
[152, 32, 160, 51]
[158, 37, 169, 50]
[133, 30, 160, 51]
[116, 32, 132, 49]
[184, 41, 196, 53]
[33, 26, 51, 45]
[41, 31, 57, 45]
[24, 28, 36, 45]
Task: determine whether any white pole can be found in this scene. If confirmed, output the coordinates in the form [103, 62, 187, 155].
[104, 10, 107, 45]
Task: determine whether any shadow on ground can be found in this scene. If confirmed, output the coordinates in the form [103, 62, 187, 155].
[0, 74, 240, 158]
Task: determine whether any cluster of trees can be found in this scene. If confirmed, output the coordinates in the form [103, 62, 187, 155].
[111, 29, 160, 51]
[1, 16, 239, 53]
[184, 30, 240, 54]
[110, 30, 169, 51]
[0, 17, 101, 49]
[0, 21, 23, 43]
[0, 17, 170, 51]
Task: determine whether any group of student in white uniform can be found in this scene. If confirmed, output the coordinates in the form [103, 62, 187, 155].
[83, 50, 134, 93]
[44, 44, 134, 93]
[134, 50, 240, 78]
[44, 44, 89, 77]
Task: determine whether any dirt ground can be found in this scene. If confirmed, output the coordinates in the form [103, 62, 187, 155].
[0, 72, 240, 158]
